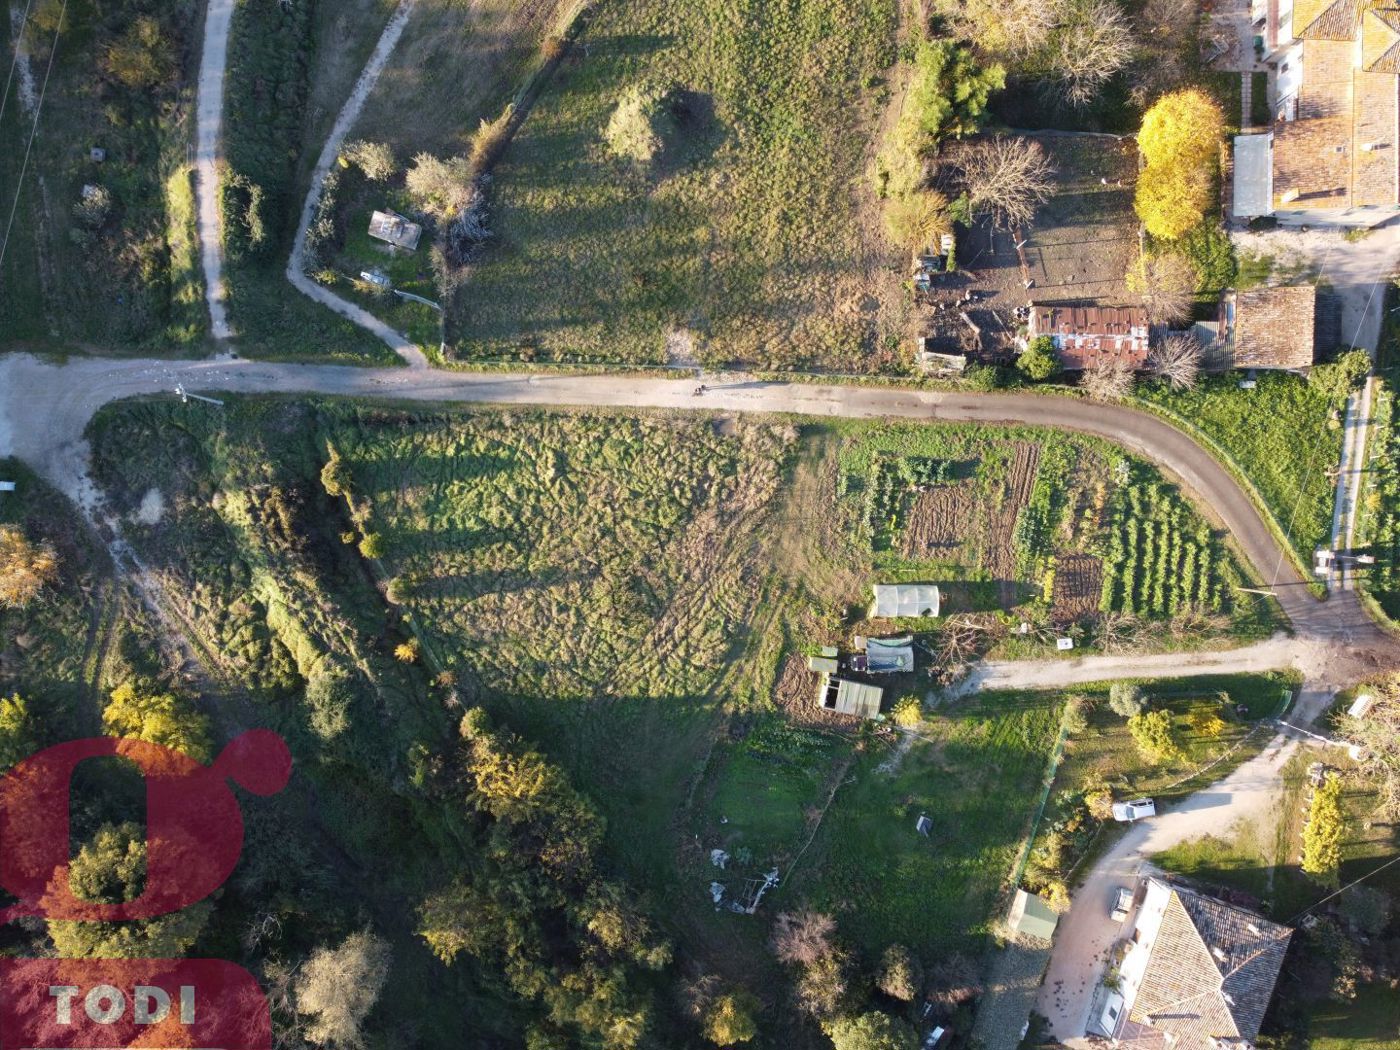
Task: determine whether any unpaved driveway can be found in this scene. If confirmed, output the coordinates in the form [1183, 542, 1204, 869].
[1036, 731, 1302, 1046]
[194, 0, 233, 341]
[285, 0, 427, 369]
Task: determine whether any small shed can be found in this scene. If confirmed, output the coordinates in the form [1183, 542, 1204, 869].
[817, 674, 883, 719]
[1008, 889, 1059, 941]
[360, 268, 392, 289]
[865, 635, 915, 673]
[1348, 694, 1375, 719]
[367, 209, 423, 251]
[871, 584, 941, 619]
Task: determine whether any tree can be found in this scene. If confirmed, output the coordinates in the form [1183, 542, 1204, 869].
[901, 41, 1005, 150]
[794, 951, 849, 1017]
[1085, 784, 1115, 820]
[394, 638, 420, 664]
[1309, 349, 1371, 403]
[962, 137, 1055, 230]
[703, 992, 758, 1045]
[1338, 884, 1391, 935]
[925, 953, 982, 1012]
[104, 16, 174, 90]
[341, 140, 397, 182]
[1139, 89, 1226, 171]
[1130, 253, 1197, 326]
[1128, 709, 1183, 763]
[1108, 683, 1145, 718]
[49, 823, 213, 958]
[1149, 333, 1204, 390]
[1082, 358, 1136, 401]
[1017, 336, 1060, 381]
[827, 1011, 919, 1050]
[771, 908, 837, 966]
[1302, 773, 1345, 885]
[103, 682, 212, 762]
[320, 448, 351, 498]
[72, 184, 113, 230]
[296, 931, 392, 1049]
[405, 152, 474, 222]
[1135, 163, 1212, 240]
[306, 671, 354, 742]
[885, 191, 951, 252]
[358, 532, 385, 559]
[946, 0, 1059, 57]
[604, 83, 674, 167]
[0, 694, 37, 771]
[1047, 0, 1135, 107]
[876, 944, 920, 1001]
[0, 525, 58, 608]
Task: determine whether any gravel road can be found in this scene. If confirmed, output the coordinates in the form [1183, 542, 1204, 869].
[193, 0, 233, 340]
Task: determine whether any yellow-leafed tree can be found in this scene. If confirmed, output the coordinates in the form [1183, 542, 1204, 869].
[1135, 163, 1212, 240]
[0, 525, 58, 609]
[1139, 89, 1225, 170]
[103, 683, 212, 762]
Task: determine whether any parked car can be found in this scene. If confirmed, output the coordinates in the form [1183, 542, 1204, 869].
[1111, 886, 1134, 922]
[923, 1027, 947, 1050]
[1111, 798, 1156, 822]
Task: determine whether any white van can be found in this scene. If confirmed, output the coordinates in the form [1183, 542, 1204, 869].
[1111, 798, 1156, 822]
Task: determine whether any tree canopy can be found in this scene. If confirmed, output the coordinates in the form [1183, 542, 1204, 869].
[0, 525, 59, 609]
[0, 693, 37, 771]
[827, 1011, 920, 1050]
[296, 930, 392, 1048]
[1134, 90, 1224, 240]
[103, 682, 212, 762]
[1128, 708, 1183, 763]
[1302, 773, 1345, 885]
[49, 823, 213, 958]
[1017, 336, 1060, 381]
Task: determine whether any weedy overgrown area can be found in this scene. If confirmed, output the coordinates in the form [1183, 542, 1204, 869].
[0, 0, 204, 351]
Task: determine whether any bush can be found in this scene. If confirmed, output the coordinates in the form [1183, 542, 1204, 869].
[1128, 709, 1183, 763]
[1302, 772, 1344, 885]
[826, 1011, 919, 1050]
[305, 671, 354, 741]
[1108, 686, 1142, 722]
[703, 992, 758, 1045]
[885, 191, 951, 253]
[604, 83, 675, 167]
[1017, 336, 1059, 381]
[103, 682, 212, 762]
[876, 944, 920, 1001]
[341, 140, 397, 182]
[0, 525, 59, 609]
[359, 532, 386, 559]
[891, 695, 923, 728]
[406, 153, 474, 223]
[1309, 349, 1370, 403]
[1063, 695, 1090, 733]
[394, 638, 421, 664]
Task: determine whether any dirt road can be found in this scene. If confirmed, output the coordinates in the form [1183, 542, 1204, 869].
[284, 0, 427, 369]
[193, 0, 233, 341]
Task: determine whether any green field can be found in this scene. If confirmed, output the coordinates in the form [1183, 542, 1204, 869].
[1358, 292, 1400, 624]
[1137, 373, 1342, 568]
[449, 0, 905, 370]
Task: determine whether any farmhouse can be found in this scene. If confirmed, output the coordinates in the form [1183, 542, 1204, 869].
[1209, 285, 1319, 370]
[367, 209, 423, 251]
[1097, 878, 1292, 1050]
[1235, 0, 1400, 226]
[816, 673, 884, 719]
[870, 583, 941, 619]
[1027, 305, 1151, 371]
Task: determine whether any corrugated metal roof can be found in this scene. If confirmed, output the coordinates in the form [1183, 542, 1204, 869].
[1232, 134, 1274, 218]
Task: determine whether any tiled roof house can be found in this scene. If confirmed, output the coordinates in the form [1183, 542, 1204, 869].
[1212, 285, 1320, 370]
[1234, 0, 1400, 226]
[1105, 879, 1293, 1050]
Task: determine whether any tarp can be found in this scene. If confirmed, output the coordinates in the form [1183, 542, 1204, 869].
[866, 635, 914, 673]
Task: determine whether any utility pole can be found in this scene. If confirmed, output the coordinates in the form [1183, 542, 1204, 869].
[175, 384, 224, 407]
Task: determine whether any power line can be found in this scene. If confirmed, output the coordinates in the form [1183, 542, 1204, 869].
[0, 0, 64, 279]
[0, 0, 36, 125]
[1286, 850, 1400, 925]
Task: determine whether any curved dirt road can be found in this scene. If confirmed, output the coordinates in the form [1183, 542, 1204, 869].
[285, 0, 427, 369]
[0, 353, 1392, 654]
[193, 0, 234, 340]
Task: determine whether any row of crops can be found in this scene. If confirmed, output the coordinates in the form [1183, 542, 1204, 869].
[861, 455, 952, 550]
[1099, 479, 1226, 615]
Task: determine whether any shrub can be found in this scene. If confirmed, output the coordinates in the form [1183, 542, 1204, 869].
[1082, 359, 1136, 401]
[341, 140, 397, 182]
[901, 41, 1004, 149]
[1309, 349, 1371, 403]
[358, 532, 386, 559]
[771, 909, 836, 966]
[0, 694, 37, 771]
[395, 638, 421, 664]
[296, 931, 392, 1048]
[305, 671, 354, 741]
[1188, 709, 1226, 737]
[1063, 695, 1090, 733]
[604, 83, 675, 167]
[703, 992, 758, 1045]
[891, 695, 923, 728]
[1084, 784, 1114, 820]
[1017, 336, 1059, 381]
[103, 682, 212, 761]
[0, 526, 58, 608]
[104, 16, 175, 90]
[1128, 709, 1183, 763]
[1108, 686, 1142, 722]
[876, 944, 920, 1001]
[469, 105, 515, 173]
[1302, 773, 1345, 885]
[405, 153, 474, 222]
[885, 191, 951, 252]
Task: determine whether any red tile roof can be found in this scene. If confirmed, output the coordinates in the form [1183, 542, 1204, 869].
[1030, 305, 1150, 370]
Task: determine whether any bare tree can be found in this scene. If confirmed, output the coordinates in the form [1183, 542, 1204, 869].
[1130, 252, 1197, 325]
[1149, 333, 1203, 391]
[295, 931, 391, 1049]
[1095, 610, 1140, 654]
[926, 953, 983, 1013]
[1081, 358, 1136, 401]
[962, 137, 1056, 230]
[770, 908, 836, 966]
[948, 0, 1063, 57]
[1050, 0, 1136, 107]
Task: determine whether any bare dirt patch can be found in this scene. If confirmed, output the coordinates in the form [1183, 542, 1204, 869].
[772, 653, 859, 731]
[134, 488, 165, 526]
[1052, 552, 1103, 624]
[984, 442, 1040, 608]
[900, 481, 978, 560]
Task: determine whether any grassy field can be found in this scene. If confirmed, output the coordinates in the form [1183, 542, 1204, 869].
[1137, 372, 1342, 568]
[449, 0, 904, 370]
[0, 3, 205, 353]
[788, 690, 1064, 957]
[1358, 292, 1400, 624]
[1307, 984, 1400, 1050]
